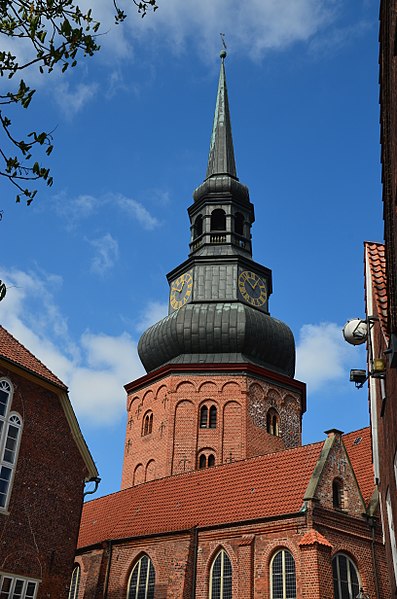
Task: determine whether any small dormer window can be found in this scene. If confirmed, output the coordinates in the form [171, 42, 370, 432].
[210, 209, 226, 231]
[234, 212, 244, 235]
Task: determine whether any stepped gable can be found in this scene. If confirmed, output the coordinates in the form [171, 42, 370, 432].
[343, 426, 374, 504]
[365, 242, 388, 342]
[78, 441, 323, 549]
[0, 325, 67, 389]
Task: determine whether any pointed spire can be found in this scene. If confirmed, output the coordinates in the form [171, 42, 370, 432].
[206, 49, 237, 180]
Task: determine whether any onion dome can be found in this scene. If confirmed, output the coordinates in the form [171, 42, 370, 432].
[138, 303, 295, 377]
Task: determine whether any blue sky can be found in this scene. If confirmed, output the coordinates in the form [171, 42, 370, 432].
[0, 0, 382, 497]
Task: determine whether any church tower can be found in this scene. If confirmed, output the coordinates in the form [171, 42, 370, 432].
[122, 52, 306, 489]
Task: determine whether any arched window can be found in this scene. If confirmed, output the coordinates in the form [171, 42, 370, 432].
[210, 549, 232, 599]
[209, 406, 217, 429]
[127, 555, 155, 599]
[200, 404, 217, 429]
[234, 212, 244, 235]
[332, 554, 360, 599]
[266, 408, 279, 436]
[142, 411, 153, 436]
[199, 454, 207, 469]
[210, 209, 226, 231]
[68, 565, 80, 599]
[270, 549, 296, 599]
[194, 215, 203, 238]
[332, 478, 344, 509]
[0, 379, 22, 510]
[200, 405, 209, 428]
[208, 454, 215, 467]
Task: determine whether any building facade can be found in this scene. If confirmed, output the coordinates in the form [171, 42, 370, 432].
[0, 326, 98, 598]
[361, 0, 397, 592]
[75, 53, 388, 598]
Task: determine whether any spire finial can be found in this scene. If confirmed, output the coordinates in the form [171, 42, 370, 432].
[220, 33, 227, 60]
[206, 35, 237, 180]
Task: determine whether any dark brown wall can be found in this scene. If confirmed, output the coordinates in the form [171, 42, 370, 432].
[0, 367, 88, 599]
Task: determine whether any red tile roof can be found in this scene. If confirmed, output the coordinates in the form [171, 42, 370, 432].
[78, 442, 324, 549]
[298, 529, 332, 547]
[0, 326, 66, 389]
[343, 427, 374, 504]
[365, 242, 388, 343]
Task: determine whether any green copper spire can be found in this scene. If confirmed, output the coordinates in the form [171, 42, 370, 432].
[206, 50, 237, 180]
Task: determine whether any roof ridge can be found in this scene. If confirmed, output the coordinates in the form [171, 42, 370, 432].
[85, 441, 325, 507]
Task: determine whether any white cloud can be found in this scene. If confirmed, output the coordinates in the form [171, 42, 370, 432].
[112, 193, 160, 230]
[55, 81, 98, 119]
[295, 322, 363, 392]
[89, 233, 119, 274]
[135, 301, 168, 333]
[52, 192, 161, 231]
[127, 0, 343, 60]
[0, 267, 145, 425]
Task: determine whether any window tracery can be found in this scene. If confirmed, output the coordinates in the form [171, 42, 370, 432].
[209, 549, 232, 599]
[270, 549, 296, 599]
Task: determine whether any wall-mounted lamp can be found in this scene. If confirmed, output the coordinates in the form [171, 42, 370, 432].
[356, 588, 370, 599]
[349, 369, 367, 388]
[343, 316, 385, 388]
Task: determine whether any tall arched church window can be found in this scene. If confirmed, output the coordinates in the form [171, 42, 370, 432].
[210, 209, 226, 231]
[68, 565, 80, 599]
[200, 405, 209, 428]
[209, 406, 217, 429]
[266, 408, 279, 436]
[0, 379, 22, 510]
[270, 549, 296, 599]
[332, 553, 360, 599]
[127, 554, 155, 599]
[210, 549, 232, 599]
[234, 212, 244, 235]
[194, 215, 203, 238]
[200, 404, 217, 429]
[142, 411, 153, 436]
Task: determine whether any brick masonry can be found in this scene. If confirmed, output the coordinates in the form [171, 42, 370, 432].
[0, 367, 89, 598]
[121, 367, 304, 489]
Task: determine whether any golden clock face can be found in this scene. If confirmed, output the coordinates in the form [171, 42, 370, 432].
[238, 270, 267, 307]
[170, 272, 193, 310]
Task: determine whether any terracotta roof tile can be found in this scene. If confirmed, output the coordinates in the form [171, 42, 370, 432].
[298, 529, 332, 547]
[0, 326, 66, 389]
[343, 427, 374, 504]
[78, 442, 324, 549]
[365, 242, 388, 342]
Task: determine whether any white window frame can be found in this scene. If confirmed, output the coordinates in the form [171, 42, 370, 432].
[270, 549, 296, 599]
[0, 378, 23, 512]
[386, 487, 397, 585]
[127, 555, 155, 599]
[68, 565, 80, 599]
[209, 549, 232, 599]
[0, 572, 39, 598]
[332, 553, 360, 599]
